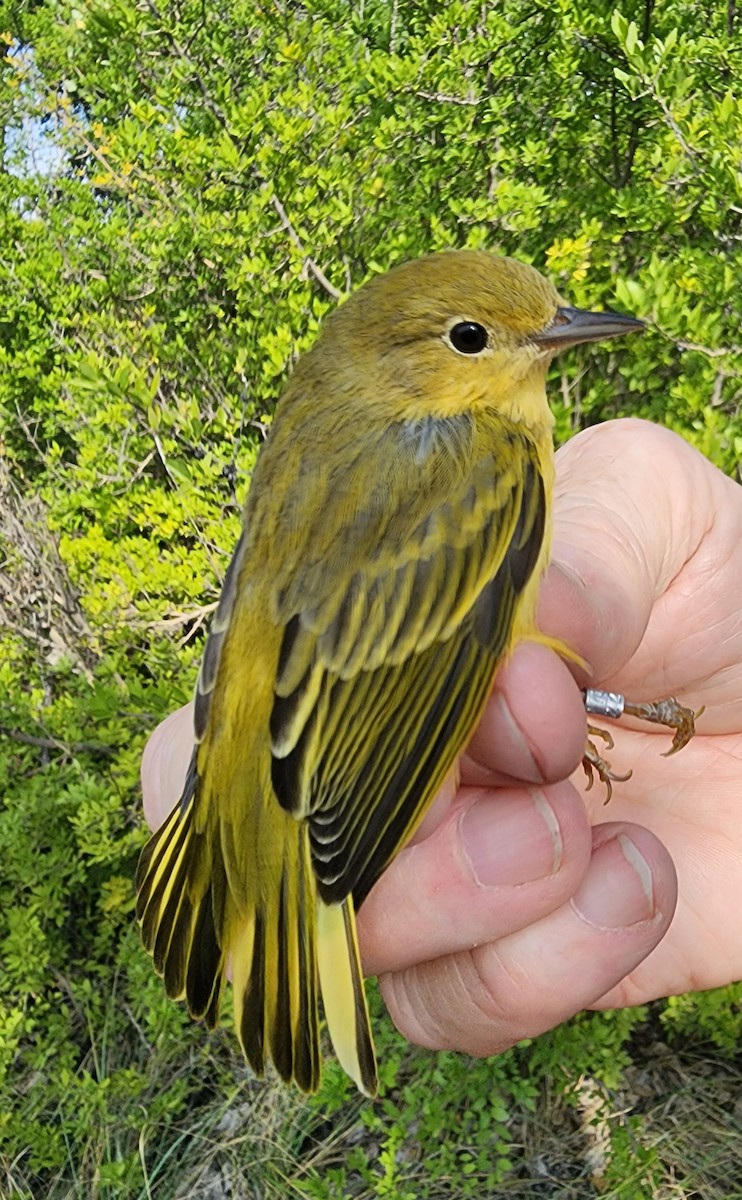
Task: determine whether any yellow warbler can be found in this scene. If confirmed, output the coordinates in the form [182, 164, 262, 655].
[136, 250, 644, 1096]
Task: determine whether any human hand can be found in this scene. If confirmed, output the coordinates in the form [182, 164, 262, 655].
[141, 417, 742, 1058]
[359, 417, 742, 1054]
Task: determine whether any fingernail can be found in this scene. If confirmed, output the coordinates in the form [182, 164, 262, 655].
[494, 693, 544, 782]
[460, 790, 563, 887]
[571, 834, 655, 929]
[550, 556, 588, 593]
[466, 692, 544, 784]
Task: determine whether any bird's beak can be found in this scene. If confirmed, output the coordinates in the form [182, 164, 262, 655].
[532, 306, 644, 351]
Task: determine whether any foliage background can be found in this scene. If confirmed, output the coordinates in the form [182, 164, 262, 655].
[2, 0, 742, 1196]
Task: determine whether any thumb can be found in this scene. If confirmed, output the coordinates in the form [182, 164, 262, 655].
[539, 417, 716, 689]
[141, 703, 194, 830]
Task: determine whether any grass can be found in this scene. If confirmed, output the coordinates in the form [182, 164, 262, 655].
[3, 939, 742, 1200]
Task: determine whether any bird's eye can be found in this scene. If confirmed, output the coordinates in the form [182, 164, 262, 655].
[447, 321, 489, 355]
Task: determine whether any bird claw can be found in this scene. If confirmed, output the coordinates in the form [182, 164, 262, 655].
[581, 691, 702, 802]
[583, 727, 632, 805]
[621, 697, 704, 756]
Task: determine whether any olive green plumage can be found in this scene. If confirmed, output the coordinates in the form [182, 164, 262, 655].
[136, 250, 642, 1094]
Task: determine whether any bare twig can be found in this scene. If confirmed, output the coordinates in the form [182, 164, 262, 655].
[271, 197, 342, 300]
[0, 728, 116, 758]
[141, 602, 218, 632]
[414, 89, 480, 107]
[675, 339, 742, 357]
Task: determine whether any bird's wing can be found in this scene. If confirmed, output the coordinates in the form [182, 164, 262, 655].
[267, 412, 547, 908]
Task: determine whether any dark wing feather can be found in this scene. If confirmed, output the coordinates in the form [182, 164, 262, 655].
[269, 415, 546, 908]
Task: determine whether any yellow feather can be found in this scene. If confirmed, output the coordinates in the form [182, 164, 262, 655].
[529, 631, 591, 673]
[316, 898, 376, 1096]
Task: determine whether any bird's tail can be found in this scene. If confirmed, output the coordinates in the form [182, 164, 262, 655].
[136, 770, 377, 1095]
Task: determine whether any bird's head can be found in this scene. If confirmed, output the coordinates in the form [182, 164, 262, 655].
[300, 250, 642, 429]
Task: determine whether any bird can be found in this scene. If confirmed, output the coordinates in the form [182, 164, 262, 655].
[136, 249, 651, 1096]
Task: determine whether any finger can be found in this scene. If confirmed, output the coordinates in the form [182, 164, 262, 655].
[378, 821, 677, 1056]
[542, 417, 727, 692]
[463, 640, 587, 786]
[358, 780, 593, 976]
[411, 641, 587, 846]
[141, 703, 194, 830]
